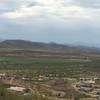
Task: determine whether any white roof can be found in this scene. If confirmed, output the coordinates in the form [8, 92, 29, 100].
[8, 86, 25, 92]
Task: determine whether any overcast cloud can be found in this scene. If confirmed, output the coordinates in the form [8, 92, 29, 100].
[0, 0, 100, 46]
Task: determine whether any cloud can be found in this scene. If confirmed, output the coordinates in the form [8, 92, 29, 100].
[0, 0, 92, 20]
[26, 1, 40, 7]
[74, 0, 100, 8]
[0, 0, 100, 23]
[1, 6, 39, 19]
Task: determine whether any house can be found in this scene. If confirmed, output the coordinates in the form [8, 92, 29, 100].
[78, 87, 93, 92]
[7, 86, 26, 92]
[95, 78, 100, 84]
[0, 73, 6, 79]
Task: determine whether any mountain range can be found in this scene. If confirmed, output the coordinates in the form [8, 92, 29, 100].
[0, 40, 99, 55]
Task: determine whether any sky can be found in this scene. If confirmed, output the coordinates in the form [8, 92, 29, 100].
[0, 0, 100, 46]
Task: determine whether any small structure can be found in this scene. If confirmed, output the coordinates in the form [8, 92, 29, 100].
[22, 77, 30, 81]
[95, 78, 100, 85]
[52, 90, 66, 98]
[7, 86, 26, 92]
[0, 73, 6, 79]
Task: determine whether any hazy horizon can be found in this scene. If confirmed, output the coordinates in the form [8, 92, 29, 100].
[0, 0, 100, 46]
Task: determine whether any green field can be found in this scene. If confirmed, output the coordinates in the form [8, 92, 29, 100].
[0, 56, 99, 77]
[0, 56, 91, 65]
